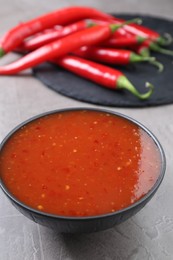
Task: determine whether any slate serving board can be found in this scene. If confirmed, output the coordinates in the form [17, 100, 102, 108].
[33, 14, 173, 107]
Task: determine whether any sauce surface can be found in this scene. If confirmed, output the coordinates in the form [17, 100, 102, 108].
[0, 110, 161, 217]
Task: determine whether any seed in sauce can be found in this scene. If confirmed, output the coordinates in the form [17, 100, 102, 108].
[65, 185, 70, 190]
[37, 205, 44, 210]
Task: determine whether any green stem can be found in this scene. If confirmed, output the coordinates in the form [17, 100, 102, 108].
[150, 42, 173, 56]
[0, 48, 5, 58]
[130, 53, 163, 71]
[157, 33, 173, 46]
[137, 36, 147, 44]
[139, 47, 150, 57]
[117, 76, 154, 100]
[149, 60, 164, 72]
[110, 18, 142, 33]
[130, 52, 155, 63]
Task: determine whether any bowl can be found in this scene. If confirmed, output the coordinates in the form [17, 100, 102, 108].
[0, 108, 166, 233]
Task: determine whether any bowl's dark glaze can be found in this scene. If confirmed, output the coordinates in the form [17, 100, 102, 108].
[0, 108, 166, 233]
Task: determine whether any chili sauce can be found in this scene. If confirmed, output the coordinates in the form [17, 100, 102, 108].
[0, 110, 161, 217]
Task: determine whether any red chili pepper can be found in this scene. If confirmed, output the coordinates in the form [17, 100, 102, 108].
[51, 55, 153, 100]
[72, 46, 162, 71]
[19, 19, 134, 52]
[73, 46, 156, 64]
[17, 21, 146, 53]
[0, 6, 113, 57]
[20, 20, 90, 51]
[0, 21, 137, 74]
[100, 35, 146, 48]
[112, 17, 172, 46]
[89, 17, 173, 47]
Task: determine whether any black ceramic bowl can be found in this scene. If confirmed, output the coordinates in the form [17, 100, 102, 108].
[0, 108, 166, 233]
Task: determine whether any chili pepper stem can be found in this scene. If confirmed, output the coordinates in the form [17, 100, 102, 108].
[117, 76, 154, 99]
[157, 33, 173, 46]
[149, 60, 164, 72]
[0, 48, 5, 57]
[110, 18, 142, 33]
[129, 53, 163, 71]
[130, 53, 155, 63]
[139, 47, 150, 57]
[150, 42, 173, 56]
[137, 36, 147, 44]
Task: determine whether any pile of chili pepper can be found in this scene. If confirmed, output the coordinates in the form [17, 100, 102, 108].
[0, 6, 172, 100]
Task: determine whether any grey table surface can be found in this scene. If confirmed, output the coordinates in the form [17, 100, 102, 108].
[0, 0, 173, 259]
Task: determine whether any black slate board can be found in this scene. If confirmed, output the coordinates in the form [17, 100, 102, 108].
[33, 14, 173, 107]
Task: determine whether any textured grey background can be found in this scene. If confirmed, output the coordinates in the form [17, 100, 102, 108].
[0, 1, 173, 259]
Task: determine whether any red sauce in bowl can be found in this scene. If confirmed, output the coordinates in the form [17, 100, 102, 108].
[0, 110, 161, 217]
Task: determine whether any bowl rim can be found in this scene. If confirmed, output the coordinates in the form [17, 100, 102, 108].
[0, 107, 166, 221]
